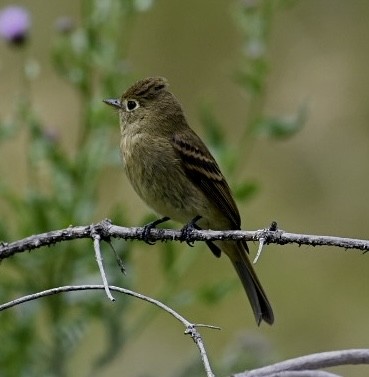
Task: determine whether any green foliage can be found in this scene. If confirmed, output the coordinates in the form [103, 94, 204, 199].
[0, 2, 145, 376]
[253, 103, 307, 139]
[232, 0, 307, 144]
[199, 0, 305, 204]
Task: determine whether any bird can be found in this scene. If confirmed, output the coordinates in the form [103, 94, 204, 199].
[103, 77, 274, 325]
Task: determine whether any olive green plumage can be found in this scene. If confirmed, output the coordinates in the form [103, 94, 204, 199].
[104, 77, 274, 325]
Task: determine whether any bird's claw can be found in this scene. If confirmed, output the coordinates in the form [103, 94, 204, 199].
[142, 216, 170, 245]
[180, 215, 202, 246]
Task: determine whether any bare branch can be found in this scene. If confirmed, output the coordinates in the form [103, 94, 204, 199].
[1, 219, 369, 260]
[1, 286, 368, 377]
[236, 349, 369, 377]
[254, 372, 342, 377]
[1, 225, 369, 377]
[0, 285, 217, 377]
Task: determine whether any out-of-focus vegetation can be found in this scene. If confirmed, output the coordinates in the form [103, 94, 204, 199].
[0, 1, 368, 376]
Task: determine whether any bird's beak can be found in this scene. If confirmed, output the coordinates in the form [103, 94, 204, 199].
[103, 98, 122, 109]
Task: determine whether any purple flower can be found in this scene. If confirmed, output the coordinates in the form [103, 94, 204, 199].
[0, 6, 30, 46]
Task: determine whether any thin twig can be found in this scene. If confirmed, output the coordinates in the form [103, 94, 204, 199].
[1, 287, 369, 377]
[108, 239, 126, 274]
[253, 237, 265, 264]
[0, 284, 217, 377]
[1, 219, 369, 260]
[91, 231, 115, 301]
[185, 325, 215, 377]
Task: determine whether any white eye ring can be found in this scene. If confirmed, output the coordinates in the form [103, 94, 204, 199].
[126, 99, 139, 112]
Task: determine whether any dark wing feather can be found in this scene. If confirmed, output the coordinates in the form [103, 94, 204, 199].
[172, 131, 241, 229]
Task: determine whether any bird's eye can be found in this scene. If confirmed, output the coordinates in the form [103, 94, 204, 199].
[126, 99, 139, 111]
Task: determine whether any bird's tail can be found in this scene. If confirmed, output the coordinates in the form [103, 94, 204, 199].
[223, 240, 274, 325]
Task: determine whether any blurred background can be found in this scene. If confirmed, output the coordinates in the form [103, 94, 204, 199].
[0, 0, 369, 376]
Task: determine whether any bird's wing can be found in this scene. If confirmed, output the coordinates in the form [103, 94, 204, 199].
[171, 131, 241, 229]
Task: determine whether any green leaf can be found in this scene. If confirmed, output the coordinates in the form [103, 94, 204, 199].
[254, 102, 308, 139]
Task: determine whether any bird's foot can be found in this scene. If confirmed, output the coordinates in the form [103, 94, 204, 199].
[142, 216, 170, 245]
[180, 215, 202, 246]
[269, 221, 278, 231]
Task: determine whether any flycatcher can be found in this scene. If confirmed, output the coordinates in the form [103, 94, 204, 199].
[104, 77, 274, 325]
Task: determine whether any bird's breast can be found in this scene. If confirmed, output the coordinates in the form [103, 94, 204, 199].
[120, 132, 203, 222]
[120, 132, 141, 168]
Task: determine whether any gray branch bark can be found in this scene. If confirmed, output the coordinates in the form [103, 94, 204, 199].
[236, 349, 369, 377]
[1, 219, 369, 260]
[1, 219, 369, 376]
